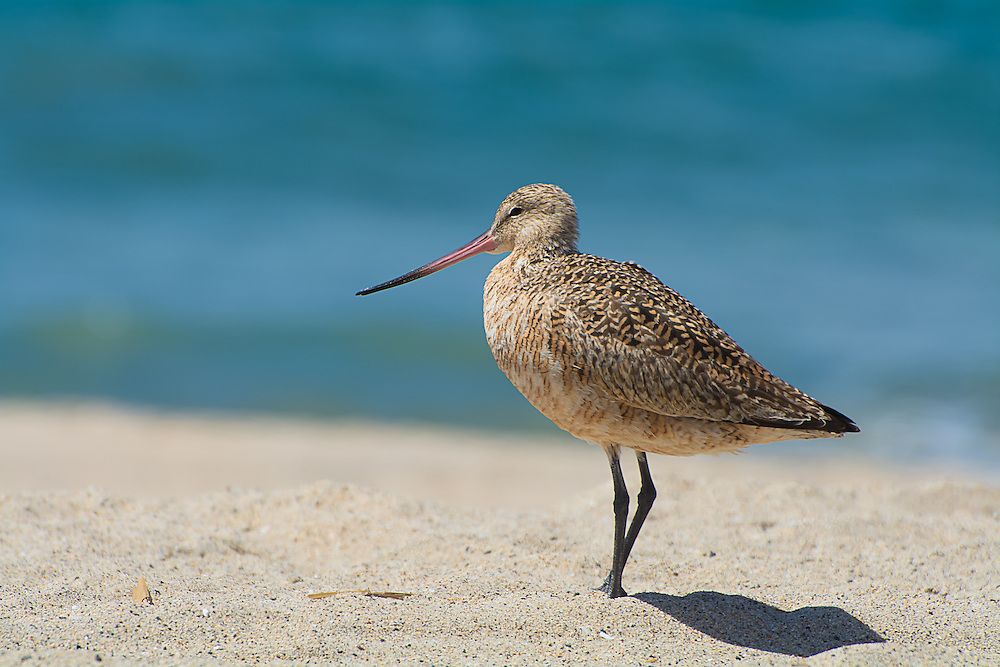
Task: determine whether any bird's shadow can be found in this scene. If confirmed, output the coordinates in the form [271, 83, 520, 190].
[635, 591, 885, 658]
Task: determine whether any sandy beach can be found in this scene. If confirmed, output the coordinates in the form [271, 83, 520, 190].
[0, 402, 997, 665]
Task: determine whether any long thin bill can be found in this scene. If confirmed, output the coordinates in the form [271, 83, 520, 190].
[356, 231, 497, 296]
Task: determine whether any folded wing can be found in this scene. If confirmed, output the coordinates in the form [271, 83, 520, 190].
[549, 257, 857, 433]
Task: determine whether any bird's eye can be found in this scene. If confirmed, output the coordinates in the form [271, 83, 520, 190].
[509, 206, 524, 217]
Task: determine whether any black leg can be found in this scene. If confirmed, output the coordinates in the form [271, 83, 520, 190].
[597, 450, 657, 598]
[621, 451, 656, 565]
[597, 446, 629, 599]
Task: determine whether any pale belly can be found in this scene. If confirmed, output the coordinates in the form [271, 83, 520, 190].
[483, 268, 831, 456]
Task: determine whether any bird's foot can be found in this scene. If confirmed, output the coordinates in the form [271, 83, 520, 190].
[594, 572, 628, 599]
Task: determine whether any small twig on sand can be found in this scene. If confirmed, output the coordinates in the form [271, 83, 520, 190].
[307, 589, 413, 601]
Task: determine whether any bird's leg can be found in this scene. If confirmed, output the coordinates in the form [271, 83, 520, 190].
[597, 451, 657, 597]
[622, 451, 657, 565]
[596, 446, 629, 598]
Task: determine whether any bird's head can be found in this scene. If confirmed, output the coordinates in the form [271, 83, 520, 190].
[356, 183, 578, 296]
[488, 183, 579, 254]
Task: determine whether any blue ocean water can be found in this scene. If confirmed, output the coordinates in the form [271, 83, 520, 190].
[1, 2, 998, 468]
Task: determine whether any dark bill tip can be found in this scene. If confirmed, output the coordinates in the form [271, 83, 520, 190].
[355, 231, 497, 297]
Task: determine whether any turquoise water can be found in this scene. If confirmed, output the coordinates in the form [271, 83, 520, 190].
[1, 2, 998, 467]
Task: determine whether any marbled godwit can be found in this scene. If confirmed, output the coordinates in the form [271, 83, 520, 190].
[357, 184, 859, 598]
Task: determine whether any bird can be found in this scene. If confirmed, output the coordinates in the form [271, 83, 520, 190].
[356, 183, 859, 599]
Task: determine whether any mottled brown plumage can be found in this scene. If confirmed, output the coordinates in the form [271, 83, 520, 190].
[358, 182, 858, 598]
[483, 184, 856, 459]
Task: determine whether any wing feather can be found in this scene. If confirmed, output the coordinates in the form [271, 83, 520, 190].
[549, 256, 855, 433]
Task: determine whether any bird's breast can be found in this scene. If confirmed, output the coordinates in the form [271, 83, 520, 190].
[483, 263, 567, 412]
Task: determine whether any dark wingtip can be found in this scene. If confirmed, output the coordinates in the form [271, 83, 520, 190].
[742, 403, 860, 434]
[820, 403, 861, 434]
